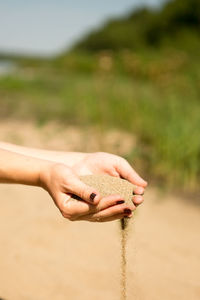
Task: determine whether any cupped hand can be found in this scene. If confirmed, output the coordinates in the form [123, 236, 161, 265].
[72, 152, 148, 207]
[40, 163, 135, 222]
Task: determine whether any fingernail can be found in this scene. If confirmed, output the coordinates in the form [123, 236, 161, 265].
[133, 195, 143, 201]
[90, 193, 97, 202]
[124, 208, 132, 214]
[116, 200, 125, 205]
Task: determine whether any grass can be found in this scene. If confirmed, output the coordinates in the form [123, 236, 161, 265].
[0, 48, 200, 191]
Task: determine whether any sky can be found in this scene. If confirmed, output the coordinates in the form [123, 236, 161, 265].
[0, 0, 165, 56]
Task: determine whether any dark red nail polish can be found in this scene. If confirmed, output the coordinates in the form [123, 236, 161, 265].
[90, 193, 97, 201]
[116, 200, 125, 205]
[124, 208, 132, 214]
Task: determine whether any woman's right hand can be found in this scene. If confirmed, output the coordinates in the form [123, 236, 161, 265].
[40, 163, 135, 222]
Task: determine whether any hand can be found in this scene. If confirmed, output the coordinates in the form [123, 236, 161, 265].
[72, 152, 148, 207]
[40, 163, 135, 222]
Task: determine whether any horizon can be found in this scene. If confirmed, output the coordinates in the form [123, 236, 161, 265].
[0, 0, 166, 57]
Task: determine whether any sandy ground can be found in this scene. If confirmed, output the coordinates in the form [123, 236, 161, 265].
[0, 121, 199, 300]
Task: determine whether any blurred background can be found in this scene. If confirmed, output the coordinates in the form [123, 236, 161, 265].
[0, 0, 199, 299]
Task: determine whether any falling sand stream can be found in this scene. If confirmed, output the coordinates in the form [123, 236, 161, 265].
[71, 175, 135, 300]
[120, 218, 129, 300]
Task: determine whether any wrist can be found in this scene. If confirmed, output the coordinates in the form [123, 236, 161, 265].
[38, 160, 54, 190]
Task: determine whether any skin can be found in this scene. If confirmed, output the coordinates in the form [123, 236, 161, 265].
[0, 142, 148, 222]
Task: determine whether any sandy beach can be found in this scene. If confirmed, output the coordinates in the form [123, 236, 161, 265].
[0, 121, 199, 300]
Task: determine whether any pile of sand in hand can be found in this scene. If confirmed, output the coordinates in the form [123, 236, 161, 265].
[79, 174, 134, 205]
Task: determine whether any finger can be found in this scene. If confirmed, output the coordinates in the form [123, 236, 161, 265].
[60, 194, 90, 218]
[59, 193, 126, 219]
[133, 186, 145, 195]
[132, 195, 144, 206]
[86, 202, 135, 221]
[92, 213, 131, 223]
[96, 194, 126, 211]
[66, 175, 101, 205]
[115, 159, 147, 187]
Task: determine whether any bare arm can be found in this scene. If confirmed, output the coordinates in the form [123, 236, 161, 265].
[0, 142, 86, 167]
[0, 148, 48, 186]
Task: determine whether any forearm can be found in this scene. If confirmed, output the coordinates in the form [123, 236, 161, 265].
[0, 148, 49, 186]
[0, 142, 87, 167]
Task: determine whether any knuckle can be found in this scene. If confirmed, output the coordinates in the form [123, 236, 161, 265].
[61, 210, 76, 221]
[60, 210, 68, 219]
[59, 200, 70, 213]
[114, 155, 125, 166]
[60, 202, 75, 221]
[79, 190, 85, 200]
[80, 188, 90, 201]
[119, 156, 127, 164]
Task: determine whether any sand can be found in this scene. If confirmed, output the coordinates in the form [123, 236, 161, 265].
[74, 174, 134, 227]
[75, 174, 135, 205]
[74, 174, 135, 300]
[120, 223, 128, 300]
[0, 121, 200, 300]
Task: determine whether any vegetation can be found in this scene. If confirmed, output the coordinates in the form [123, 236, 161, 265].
[0, 0, 200, 192]
[73, 0, 200, 52]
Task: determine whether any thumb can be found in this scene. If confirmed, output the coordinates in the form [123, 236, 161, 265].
[115, 158, 148, 187]
[67, 175, 100, 205]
